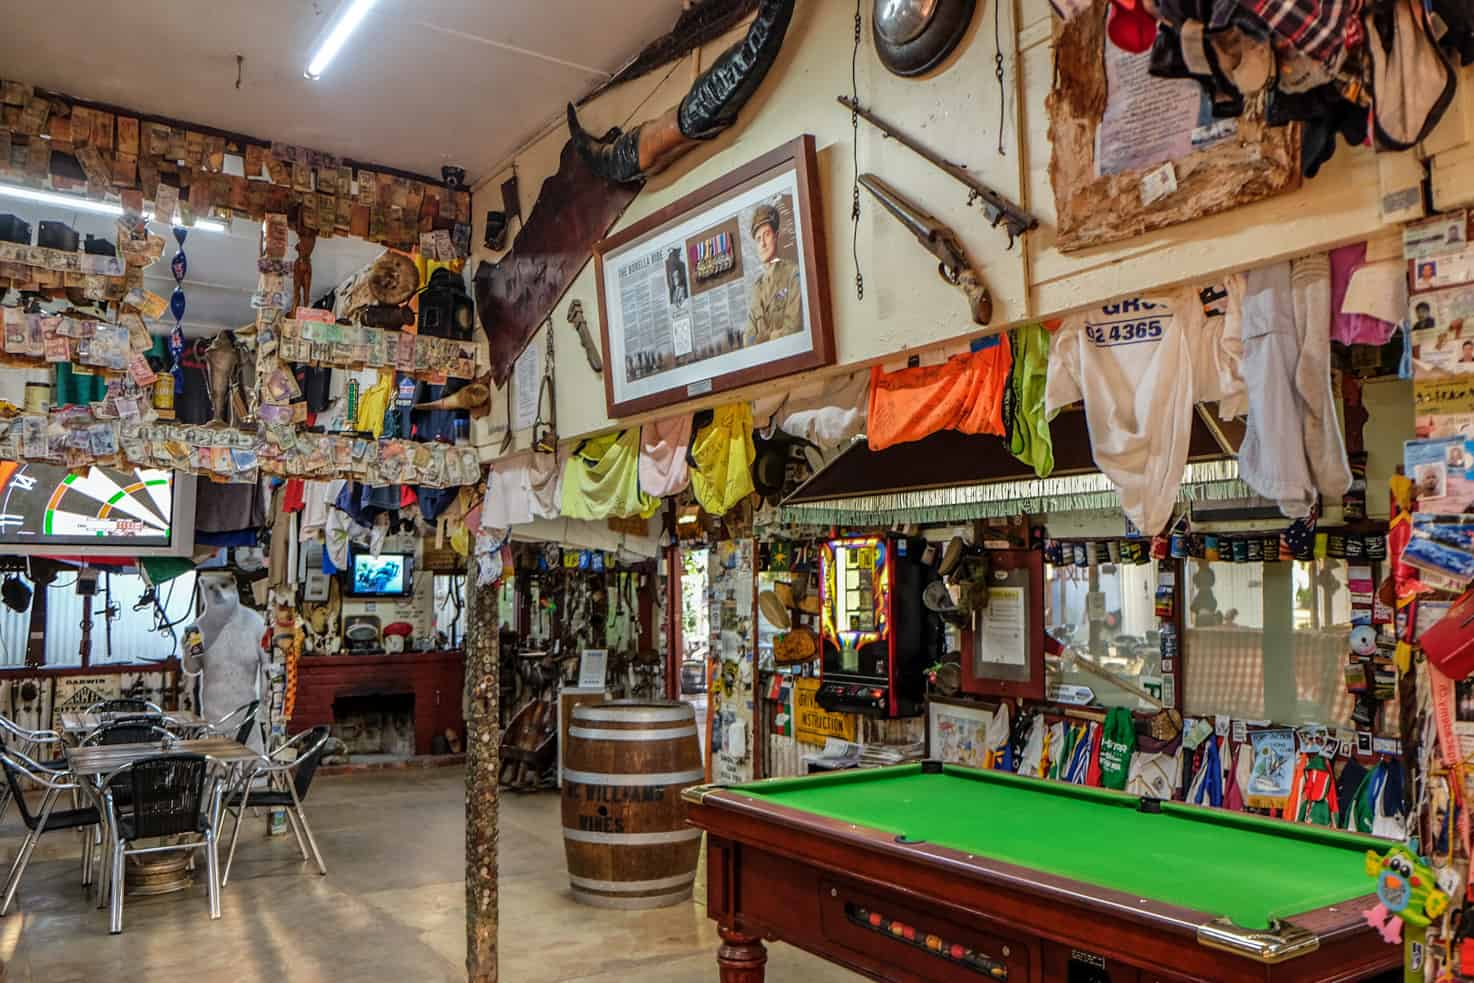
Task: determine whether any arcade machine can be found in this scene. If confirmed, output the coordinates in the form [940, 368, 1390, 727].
[815, 534, 941, 717]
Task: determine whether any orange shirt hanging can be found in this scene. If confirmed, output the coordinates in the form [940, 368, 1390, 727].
[866, 337, 1013, 451]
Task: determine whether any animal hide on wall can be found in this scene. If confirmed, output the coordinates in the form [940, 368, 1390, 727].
[473, 141, 641, 385]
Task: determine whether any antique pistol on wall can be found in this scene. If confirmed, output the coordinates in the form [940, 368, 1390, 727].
[859, 173, 993, 325]
[839, 96, 1037, 247]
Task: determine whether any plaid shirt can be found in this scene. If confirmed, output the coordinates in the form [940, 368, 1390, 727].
[1250, 0, 1362, 67]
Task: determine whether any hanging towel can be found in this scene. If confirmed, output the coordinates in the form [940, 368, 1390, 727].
[1006, 324, 1055, 477]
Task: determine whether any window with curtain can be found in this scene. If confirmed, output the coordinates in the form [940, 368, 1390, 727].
[1184, 558, 1371, 729]
[0, 570, 196, 668]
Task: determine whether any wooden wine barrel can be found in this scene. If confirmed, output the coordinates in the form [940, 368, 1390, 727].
[561, 700, 703, 908]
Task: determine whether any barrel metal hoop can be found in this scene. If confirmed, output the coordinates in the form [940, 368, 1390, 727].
[561, 828, 703, 845]
[569, 872, 697, 893]
[562, 768, 704, 786]
[572, 706, 694, 724]
[568, 725, 699, 742]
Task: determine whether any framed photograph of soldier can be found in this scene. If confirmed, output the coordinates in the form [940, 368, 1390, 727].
[592, 135, 835, 417]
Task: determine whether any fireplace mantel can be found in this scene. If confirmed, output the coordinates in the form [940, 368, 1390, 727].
[292, 650, 465, 755]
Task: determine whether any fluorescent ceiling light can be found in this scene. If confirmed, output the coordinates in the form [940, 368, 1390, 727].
[305, 0, 379, 80]
[0, 183, 228, 233]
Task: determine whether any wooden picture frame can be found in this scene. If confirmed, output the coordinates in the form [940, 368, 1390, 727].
[593, 135, 835, 418]
[960, 549, 1046, 701]
[1046, 0, 1301, 253]
[925, 695, 997, 768]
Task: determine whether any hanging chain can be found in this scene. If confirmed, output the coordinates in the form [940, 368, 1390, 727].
[994, 0, 1007, 156]
[850, 0, 864, 301]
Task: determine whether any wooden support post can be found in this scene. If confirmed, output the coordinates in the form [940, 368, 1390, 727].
[465, 553, 500, 982]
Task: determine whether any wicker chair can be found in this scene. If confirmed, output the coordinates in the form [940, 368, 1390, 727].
[0, 748, 100, 915]
[99, 753, 221, 934]
[222, 727, 331, 886]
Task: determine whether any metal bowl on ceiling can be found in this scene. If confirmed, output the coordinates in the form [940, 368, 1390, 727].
[873, 0, 978, 77]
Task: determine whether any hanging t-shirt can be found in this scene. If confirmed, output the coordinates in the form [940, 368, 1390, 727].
[562, 430, 659, 520]
[639, 416, 694, 498]
[529, 449, 563, 520]
[482, 453, 534, 530]
[1007, 324, 1055, 478]
[868, 338, 1012, 451]
[689, 404, 756, 517]
[1046, 290, 1206, 536]
[1096, 707, 1137, 791]
[1233, 258, 1351, 518]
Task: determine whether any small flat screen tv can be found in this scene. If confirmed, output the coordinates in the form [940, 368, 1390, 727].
[0, 461, 195, 557]
[347, 551, 413, 597]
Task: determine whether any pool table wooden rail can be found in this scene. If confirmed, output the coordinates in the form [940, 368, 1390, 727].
[684, 782, 1399, 983]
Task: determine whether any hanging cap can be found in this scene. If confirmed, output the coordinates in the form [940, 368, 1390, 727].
[1108, 0, 1159, 54]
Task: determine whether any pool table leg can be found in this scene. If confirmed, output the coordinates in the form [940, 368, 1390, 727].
[717, 927, 767, 982]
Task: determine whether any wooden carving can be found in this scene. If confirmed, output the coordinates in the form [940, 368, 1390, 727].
[1046, 0, 1301, 252]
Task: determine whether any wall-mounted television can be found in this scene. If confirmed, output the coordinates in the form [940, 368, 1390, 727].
[0, 462, 195, 557]
[346, 551, 414, 598]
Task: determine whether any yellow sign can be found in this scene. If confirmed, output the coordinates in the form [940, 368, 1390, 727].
[793, 677, 856, 747]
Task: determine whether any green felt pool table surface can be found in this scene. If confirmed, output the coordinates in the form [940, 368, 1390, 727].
[730, 764, 1377, 931]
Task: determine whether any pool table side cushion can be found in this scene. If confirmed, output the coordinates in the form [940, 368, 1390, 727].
[684, 780, 1384, 965]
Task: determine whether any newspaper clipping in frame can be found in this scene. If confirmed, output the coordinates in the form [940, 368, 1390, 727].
[600, 160, 823, 412]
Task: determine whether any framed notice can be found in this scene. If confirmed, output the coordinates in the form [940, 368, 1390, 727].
[926, 696, 996, 769]
[961, 549, 1045, 701]
[593, 135, 835, 417]
[1047, 0, 1299, 252]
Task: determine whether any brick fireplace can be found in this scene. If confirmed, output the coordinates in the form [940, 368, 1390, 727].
[332, 691, 415, 757]
[292, 650, 466, 756]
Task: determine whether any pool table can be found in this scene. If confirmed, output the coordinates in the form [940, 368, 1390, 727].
[683, 762, 1399, 983]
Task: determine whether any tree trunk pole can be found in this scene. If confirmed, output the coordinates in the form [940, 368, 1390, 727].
[465, 552, 500, 982]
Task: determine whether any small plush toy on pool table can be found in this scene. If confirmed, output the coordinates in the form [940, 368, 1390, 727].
[1364, 841, 1450, 982]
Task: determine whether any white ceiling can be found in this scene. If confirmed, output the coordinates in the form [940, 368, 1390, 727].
[0, 0, 684, 180]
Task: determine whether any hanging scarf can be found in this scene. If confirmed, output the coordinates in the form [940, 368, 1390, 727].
[1189, 734, 1224, 807]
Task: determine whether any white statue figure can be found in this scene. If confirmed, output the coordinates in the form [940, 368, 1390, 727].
[183, 571, 267, 749]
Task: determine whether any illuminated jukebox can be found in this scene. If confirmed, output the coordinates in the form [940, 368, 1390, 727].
[816, 534, 940, 718]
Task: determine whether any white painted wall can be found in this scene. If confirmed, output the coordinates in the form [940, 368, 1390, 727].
[471, 0, 1395, 449]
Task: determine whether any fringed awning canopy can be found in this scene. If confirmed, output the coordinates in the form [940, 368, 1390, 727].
[780, 409, 1244, 527]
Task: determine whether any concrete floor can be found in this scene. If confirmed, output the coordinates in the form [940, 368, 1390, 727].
[0, 767, 860, 982]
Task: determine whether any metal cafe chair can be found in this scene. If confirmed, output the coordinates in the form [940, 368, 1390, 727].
[221, 726, 331, 886]
[0, 715, 67, 826]
[205, 700, 261, 747]
[98, 753, 221, 934]
[85, 699, 163, 716]
[0, 747, 101, 916]
[80, 718, 174, 748]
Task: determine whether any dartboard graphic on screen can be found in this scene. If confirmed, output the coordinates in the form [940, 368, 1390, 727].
[0, 462, 175, 548]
